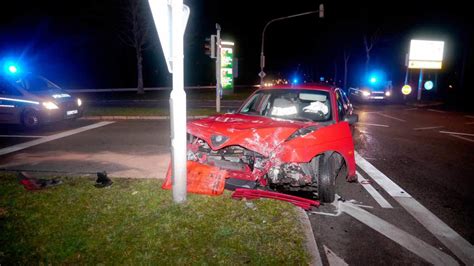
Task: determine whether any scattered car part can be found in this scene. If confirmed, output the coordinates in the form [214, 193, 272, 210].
[231, 188, 320, 210]
[17, 171, 63, 190]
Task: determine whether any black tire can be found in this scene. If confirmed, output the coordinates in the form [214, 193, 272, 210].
[318, 152, 338, 203]
[22, 110, 41, 129]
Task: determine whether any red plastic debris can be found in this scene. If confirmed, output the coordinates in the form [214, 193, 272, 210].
[231, 188, 320, 210]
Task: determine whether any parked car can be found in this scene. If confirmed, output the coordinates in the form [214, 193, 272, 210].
[185, 84, 358, 202]
[0, 73, 83, 128]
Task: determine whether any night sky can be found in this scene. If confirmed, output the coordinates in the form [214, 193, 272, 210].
[0, 1, 472, 97]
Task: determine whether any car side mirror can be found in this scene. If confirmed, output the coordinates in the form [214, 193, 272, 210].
[226, 109, 237, 114]
[343, 114, 358, 125]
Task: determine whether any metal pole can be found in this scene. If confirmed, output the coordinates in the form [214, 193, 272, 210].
[259, 6, 324, 88]
[170, 0, 186, 203]
[216, 23, 221, 112]
[417, 68, 423, 101]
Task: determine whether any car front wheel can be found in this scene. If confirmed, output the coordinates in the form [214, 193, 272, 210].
[317, 152, 339, 203]
[22, 110, 41, 129]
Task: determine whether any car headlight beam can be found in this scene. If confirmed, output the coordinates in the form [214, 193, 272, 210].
[362, 90, 371, 97]
[42, 101, 59, 110]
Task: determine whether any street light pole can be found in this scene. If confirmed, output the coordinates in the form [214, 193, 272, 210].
[259, 4, 324, 87]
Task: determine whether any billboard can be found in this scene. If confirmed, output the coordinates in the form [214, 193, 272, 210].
[221, 47, 233, 90]
[408, 40, 444, 69]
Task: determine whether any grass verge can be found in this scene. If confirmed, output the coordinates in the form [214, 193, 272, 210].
[0, 173, 308, 264]
[84, 107, 219, 117]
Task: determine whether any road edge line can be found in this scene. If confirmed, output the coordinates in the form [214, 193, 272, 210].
[355, 151, 474, 265]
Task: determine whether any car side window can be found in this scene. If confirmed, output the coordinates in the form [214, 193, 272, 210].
[335, 90, 346, 121]
[0, 78, 22, 96]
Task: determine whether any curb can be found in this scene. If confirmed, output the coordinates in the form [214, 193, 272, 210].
[296, 207, 323, 266]
[405, 101, 444, 108]
[80, 115, 210, 121]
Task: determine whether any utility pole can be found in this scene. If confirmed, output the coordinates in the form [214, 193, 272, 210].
[216, 23, 221, 112]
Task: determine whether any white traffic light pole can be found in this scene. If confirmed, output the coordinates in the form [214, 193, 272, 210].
[259, 4, 324, 87]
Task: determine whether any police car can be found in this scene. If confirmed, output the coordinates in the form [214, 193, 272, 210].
[0, 72, 83, 128]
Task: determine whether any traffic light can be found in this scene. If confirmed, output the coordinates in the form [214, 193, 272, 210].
[204, 35, 217, 58]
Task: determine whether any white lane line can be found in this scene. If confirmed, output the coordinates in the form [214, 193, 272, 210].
[355, 151, 474, 265]
[439, 131, 474, 137]
[465, 122, 474, 125]
[0, 135, 45, 138]
[405, 108, 418, 111]
[449, 134, 474, 143]
[323, 245, 348, 266]
[376, 113, 407, 122]
[413, 126, 444, 131]
[356, 122, 389, 128]
[341, 202, 458, 266]
[427, 109, 446, 113]
[465, 115, 474, 119]
[0, 121, 115, 156]
[357, 172, 393, 208]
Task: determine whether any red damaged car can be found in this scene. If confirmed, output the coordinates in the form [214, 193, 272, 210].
[186, 85, 358, 202]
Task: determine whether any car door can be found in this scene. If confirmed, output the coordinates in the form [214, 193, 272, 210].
[0, 77, 26, 124]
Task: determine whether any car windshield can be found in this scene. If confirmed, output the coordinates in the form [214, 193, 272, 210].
[18, 74, 62, 94]
[239, 89, 332, 122]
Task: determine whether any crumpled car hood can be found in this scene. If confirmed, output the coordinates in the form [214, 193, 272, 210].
[187, 113, 318, 157]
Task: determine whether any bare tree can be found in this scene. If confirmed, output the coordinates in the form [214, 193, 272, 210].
[118, 0, 153, 94]
[363, 28, 380, 77]
[343, 49, 351, 90]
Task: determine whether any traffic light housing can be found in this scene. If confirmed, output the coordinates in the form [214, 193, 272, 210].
[204, 35, 217, 58]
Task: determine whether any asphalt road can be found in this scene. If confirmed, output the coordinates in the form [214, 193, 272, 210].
[0, 102, 473, 264]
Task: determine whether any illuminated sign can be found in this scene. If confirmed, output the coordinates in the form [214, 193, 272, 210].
[401, 85, 412, 95]
[220, 45, 233, 90]
[408, 40, 444, 69]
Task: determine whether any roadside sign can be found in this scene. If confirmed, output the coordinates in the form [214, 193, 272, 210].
[402, 85, 412, 95]
[220, 46, 233, 90]
[148, 0, 190, 73]
[424, 80, 434, 90]
[408, 40, 444, 69]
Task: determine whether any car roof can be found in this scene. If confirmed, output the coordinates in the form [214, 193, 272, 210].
[259, 83, 338, 93]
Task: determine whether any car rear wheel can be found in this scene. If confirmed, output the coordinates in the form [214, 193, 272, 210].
[317, 152, 340, 203]
[22, 110, 41, 129]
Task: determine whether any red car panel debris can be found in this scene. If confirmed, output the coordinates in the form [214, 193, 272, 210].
[231, 188, 320, 210]
[162, 161, 227, 196]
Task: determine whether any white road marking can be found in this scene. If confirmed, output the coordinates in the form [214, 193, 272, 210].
[427, 109, 446, 113]
[439, 131, 474, 137]
[465, 122, 474, 125]
[405, 108, 418, 111]
[448, 134, 474, 143]
[0, 122, 115, 156]
[356, 122, 389, 128]
[376, 113, 406, 122]
[413, 126, 444, 131]
[323, 245, 348, 266]
[0, 135, 45, 138]
[465, 115, 474, 119]
[357, 172, 393, 208]
[355, 151, 474, 265]
[341, 202, 458, 266]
